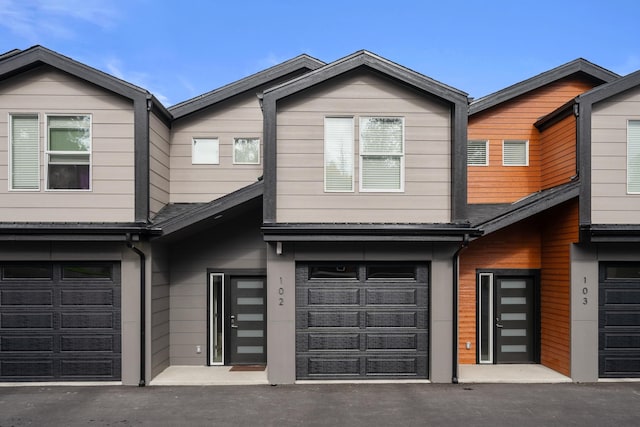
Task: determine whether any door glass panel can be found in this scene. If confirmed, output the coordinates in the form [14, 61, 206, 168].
[237, 297, 264, 305]
[238, 330, 264, 338]
[479, 273, 493, 363]
[62, 265, 112, 280]
[3, 265, 53, 280]
[309, 265, 358, 280]
[237, 346, 264, 354]
[501, 313, 526, 321]
[501, 329, 527, 337]
[210, 273, 224, 365]
[237, 281, 264, 289]
[237, 313, 263, 321]
[500, 280, 526, 289]
[501, 345, 527, 353]
[501, 297, 526, 305]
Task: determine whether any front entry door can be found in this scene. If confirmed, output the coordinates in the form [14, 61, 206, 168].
[229, 277, 266, 364]
[494, 277, 535, 363]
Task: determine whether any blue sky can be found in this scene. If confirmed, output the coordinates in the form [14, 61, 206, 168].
[1, 0, 639, 106]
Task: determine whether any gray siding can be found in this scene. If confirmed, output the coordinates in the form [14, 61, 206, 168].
[168, 209, 266, 365]
[151, 242, 170, 378]
[0, 67, 136, 222]
[592, 86, 640, 224]
[170, 93, 263, 203]
[149, 112, 170, 218]
[0, 241, 142, 385]
[275, 70, 452, 224]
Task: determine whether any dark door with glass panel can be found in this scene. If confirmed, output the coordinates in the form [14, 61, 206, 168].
[229, 277, 266, 364]
[495, 277, 535, 363]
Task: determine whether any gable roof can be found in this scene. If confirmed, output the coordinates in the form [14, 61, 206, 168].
[169, 54, 325, 120]
[578, 67, 640, 105]
[263, 49, 468, 103]
[469, 58, 619, 115]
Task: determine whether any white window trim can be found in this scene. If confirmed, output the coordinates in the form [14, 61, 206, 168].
[192, 137, 220, 165]
[628, 120, 640, 194]
[324, 116, 354, 193]
[232, 137, 261, 165]
[468, 140, 489, 166]
[8, 113, 40, 192]
[502, 140, 529, 166]
[44, 113, 92, 192]
[358, 116, 405, 193]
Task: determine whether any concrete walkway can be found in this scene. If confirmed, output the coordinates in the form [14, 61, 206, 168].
[458, 364, 572, 383]
[150, 365, 269, 386]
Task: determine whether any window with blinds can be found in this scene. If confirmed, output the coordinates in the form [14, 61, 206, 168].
[324, 117, 354, 192]
[503, 140, 528, 166]
[359, 117, 404, 191]
[628, 121, 640, 194]
[10, 114, 40, 190]
[468, 140, 488, 166]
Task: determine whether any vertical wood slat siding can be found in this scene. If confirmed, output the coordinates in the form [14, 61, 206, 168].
[149, 113, 170, 217]
[592, 86, 640, 224]
[458, 220, 542, 364]
[0, 66, 135, 222]
[540, 199, 578, 376]
[168, 209, 266, 365]
[151, 243, 170, 377]
[468, 77, 596, 204]
[540, 114, 577, 189]
[170, 92, 264, 204]
[276, 70, 451, 224]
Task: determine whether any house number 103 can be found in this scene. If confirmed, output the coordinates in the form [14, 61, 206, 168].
[582, 287, 588, 305]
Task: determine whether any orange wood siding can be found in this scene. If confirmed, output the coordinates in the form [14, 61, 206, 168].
[540, 199, 578, 376]
[468, 77, 596, 204]
[540, 114, 577, 189]
[458, 219, 541, 364]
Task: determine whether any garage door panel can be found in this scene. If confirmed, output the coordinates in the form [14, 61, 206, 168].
[1, 290, 53, 306]
[601, 288, 640, 305]
[600, 311, 640, 328]
[0, 262, 121, 382]
[600, 355, 640, 377]
[297, 263, 429, 380]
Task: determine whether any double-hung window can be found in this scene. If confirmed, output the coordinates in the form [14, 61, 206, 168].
[9, 114, 40, 190]
[46, 115, 91, 190]
[359, 117, 404, 192]
[628, 121, 640, 194]
[324, 117, 354, 192]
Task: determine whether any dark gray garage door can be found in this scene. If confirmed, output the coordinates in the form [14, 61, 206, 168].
[599, 262, 640, 378]
[296, 263, 428, 380]
[0, 262, 121, 382]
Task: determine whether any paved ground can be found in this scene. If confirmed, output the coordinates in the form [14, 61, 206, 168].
[1, 382, 639, 426]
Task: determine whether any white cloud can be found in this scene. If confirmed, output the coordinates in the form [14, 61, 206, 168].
[615, 55, 640, 76]
[0, 0, 120, 43]
[103, 55, 171, 106]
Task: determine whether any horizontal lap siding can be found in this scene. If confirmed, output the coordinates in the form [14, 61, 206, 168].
[276, 70, 451, 223]
[458, 220, 541, 364]
[540, 200, 578, 376]
[168, 209, 266, 365]
[151, 243, 170, 377]
[0, 66, 135, 222]
[149, 113, 170, 218]
[170, 93, 263, 203]
[540, 114, 577, 189]
[468, 77, 596, 204]
[592, 86, 640, 224]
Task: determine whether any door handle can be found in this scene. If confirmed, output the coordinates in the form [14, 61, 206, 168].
[230, 315, 238, 329]
[496, 323, 503, 328]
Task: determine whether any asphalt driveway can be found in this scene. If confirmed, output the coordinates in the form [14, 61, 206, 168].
[0, 382, 639, 426]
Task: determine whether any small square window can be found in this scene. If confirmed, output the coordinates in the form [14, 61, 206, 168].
[468, 140, 488, 166]
[233, 138, 260, 164]
[192, 138, 219, 164]
[503, 140, 528, 166]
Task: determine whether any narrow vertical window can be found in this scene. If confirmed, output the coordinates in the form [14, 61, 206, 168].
[478, 273, 493, 364]
[192, 138, 219, 165]
[468, 140, 488, 166]
[360, 117, 404, 191]
[324, 117, 354, 192]
[46, 115, 91, 190]
[503, 140, 528, 166]
[9, 114, 40, 190]
[628, 121, 640, 193]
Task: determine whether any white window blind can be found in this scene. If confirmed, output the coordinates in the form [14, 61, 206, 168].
[468, 140, 488, 166]
[192, 138, 219, 164]
[10, 115, 40, 190]
[503, 140, 528, 166]
[628, 121, 640, 193]
[360, 117, 404, 191]
[324, 117, 354, 192]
